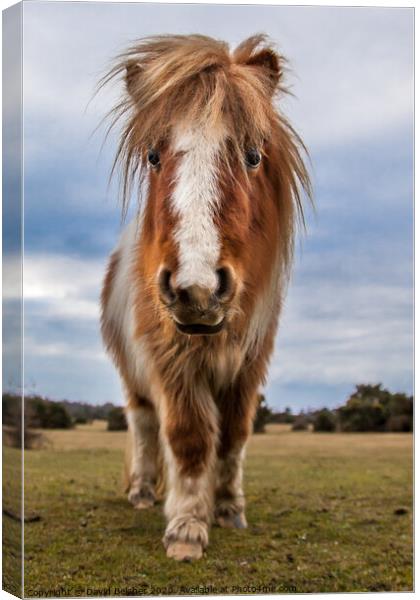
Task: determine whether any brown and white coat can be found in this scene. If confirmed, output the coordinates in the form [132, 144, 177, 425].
[100, 34, 310, 561]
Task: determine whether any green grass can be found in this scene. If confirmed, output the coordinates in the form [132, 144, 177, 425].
[4, 424, 413, 595]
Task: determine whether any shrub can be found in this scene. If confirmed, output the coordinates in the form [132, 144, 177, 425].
[28, 396, 73, 429]
[292, 414, 309, 431]
[269, 407, 295, 424]
[74, 416, 88, 425]
[386, 414, 413, 432]
[253, 394, 273, 433]
[338, 384, 413, 432]
[3, 397, 46, 449]
[107, 407, 127, 431]
[3, 394, 73, 430]
[313, 409, 337, 432]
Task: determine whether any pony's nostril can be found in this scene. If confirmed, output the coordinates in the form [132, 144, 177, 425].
[216, 267, 232, 299]
[158, 269, 176, 303]
[177, 288, 190, 305]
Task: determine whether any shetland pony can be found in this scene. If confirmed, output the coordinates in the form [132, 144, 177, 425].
[100, 34, 310, 561]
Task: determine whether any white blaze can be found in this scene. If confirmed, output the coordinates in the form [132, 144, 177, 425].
[171, 127, 223, 290]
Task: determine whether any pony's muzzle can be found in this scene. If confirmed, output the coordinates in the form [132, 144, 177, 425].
[158, 268, 234, 335]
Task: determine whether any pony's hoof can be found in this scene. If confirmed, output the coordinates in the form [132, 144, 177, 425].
[133, 498, 155, 510]
[128, 486, 155, 509]
[166, 541, 203, 562]
[216, 511, 247, 529]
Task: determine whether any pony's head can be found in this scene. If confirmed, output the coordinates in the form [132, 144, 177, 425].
[103, 35, 310, 337]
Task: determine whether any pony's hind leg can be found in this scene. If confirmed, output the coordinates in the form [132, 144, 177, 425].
[215, 444, 247, 529]
[215, 381, 258, 529]
[126, 394, 159, 509]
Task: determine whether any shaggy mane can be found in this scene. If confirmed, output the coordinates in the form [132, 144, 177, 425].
[99, 33, 311, 226]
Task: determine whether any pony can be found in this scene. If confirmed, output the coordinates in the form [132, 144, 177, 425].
[100, 34, 310, 561]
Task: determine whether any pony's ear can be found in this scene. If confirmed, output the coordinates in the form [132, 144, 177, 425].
[247, 49, 282, 94]
[125, 61, 143, 98]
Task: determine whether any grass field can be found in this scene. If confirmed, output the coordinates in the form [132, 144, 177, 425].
[4, 422, 413, 595]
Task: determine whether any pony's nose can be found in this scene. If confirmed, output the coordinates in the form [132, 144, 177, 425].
[171, 284, 225, 335]
[175, 284, 218, 314]
[158, 268, 233, 335]
[158, 269, 217, 312]
[158, 267, 235, 309]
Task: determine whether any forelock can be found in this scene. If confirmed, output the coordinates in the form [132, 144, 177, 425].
[100, 34, 286, 208]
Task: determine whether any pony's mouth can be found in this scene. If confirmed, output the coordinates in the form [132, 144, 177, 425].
[175, 319, 225, 336]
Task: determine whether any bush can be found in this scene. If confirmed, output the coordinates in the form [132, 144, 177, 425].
[3, 394, 73, 430]
[74, 416, 88, 425]
[292, 414, 309, 431]
[339, 401, 386, 432]
[28, 396, 73, 429]
[253, 394, 273, 433]
[313, 409, 337, 432]
[283, 407, 295, 424]
[269, 407, 295, 424]
[107, 407, 127, 431]
[338, 384, 413, 432]
[2, 395, 47, 449]
[61, 400, 114, 422]
[386, 414, 413, 432]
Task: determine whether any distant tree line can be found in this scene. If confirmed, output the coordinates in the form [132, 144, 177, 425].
[59, 399, 117, 424]
[254, 384, 413, 433]
[2, 393, 126, 432]
[107, 407, 128, 431]
[3, 393, 73, 430]
[3, 382, 412, 444]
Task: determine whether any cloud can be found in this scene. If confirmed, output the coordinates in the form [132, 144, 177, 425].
[24, 339, 105, 362]
[22, 254, 103, 320]
[272, 280, 413, 388]
[280, 7, 413, 149]
[17, 253, 121, 403]
[22, 3, 413, 154]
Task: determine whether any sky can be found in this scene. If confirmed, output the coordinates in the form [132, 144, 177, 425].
[5, 2, 413, 411]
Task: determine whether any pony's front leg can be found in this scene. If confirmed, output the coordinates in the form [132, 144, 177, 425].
[161, 386, 218, 561]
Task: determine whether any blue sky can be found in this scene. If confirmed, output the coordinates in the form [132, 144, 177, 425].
[8, 2, 413, 411]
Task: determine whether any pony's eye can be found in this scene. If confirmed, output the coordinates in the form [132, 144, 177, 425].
[245, 148, 262, 169]
[147, 149, 160, 168]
